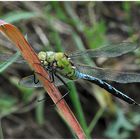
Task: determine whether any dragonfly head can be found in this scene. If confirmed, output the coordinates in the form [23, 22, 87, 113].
[38, 51, 48, 65]
[38, 51, 55, 65]
[38, 51, 46, 60]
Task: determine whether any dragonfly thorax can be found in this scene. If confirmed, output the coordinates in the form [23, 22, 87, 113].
[38, 51, 76, 79]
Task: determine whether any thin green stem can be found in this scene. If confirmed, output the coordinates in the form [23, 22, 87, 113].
[87, 107, 104, 134]
[68, 81, 91, 138]
[35, 92, 45, 125]
[0, 119, 4, 139]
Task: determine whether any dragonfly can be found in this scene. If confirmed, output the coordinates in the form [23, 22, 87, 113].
[1, 42, 140, 105]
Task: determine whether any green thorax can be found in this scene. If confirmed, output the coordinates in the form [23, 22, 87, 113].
[38, 51, 76, 80]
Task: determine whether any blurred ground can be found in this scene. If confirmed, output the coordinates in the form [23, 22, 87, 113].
[0, 1, 140, 139]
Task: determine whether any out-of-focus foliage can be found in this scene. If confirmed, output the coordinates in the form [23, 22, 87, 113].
[105, 108, 135, 138]
[1, 11, 39, 23]
[0, 51, 20, 73]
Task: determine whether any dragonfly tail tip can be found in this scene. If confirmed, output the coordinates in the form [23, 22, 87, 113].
[133, 102, 140, 106]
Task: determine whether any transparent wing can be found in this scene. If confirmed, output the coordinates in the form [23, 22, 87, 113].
[76, 64, 140, 83]
[70, 42, 138, 59]
[19, 74, 72, 88]
[0, 52, 25, 63]
[19, 75, 43, 88]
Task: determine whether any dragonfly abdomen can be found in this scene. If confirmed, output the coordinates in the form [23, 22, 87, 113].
[77, 72, 139, 105]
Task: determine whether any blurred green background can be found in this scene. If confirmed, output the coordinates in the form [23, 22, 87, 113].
[0, 1, 140, 138]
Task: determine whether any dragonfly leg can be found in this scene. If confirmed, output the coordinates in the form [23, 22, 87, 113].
[33, 73, 39, 84]
[37, 73, 70, 107]
[49, 72, 55, 83]
[34, 60, 56, 83]
[34, 60, 52, 71]
[56, 90, 70, 105]
[37, 91, 70, 105]
[34, 71, 52, 83]
[34, 71, 55, 102]
[54, 74, 70, 105]
[55, 73, 69, 89]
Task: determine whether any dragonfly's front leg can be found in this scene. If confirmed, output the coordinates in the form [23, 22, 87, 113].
[34, 71, 54, 83]
[37, 72, 70, 105]
[33, 73, 39, 84]
[33, 60, 55, 83]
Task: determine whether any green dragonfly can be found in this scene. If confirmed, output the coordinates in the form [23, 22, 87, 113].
[1, 42, 140, 105]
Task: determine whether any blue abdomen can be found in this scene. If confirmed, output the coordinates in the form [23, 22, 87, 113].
[76, 71, 138, 105]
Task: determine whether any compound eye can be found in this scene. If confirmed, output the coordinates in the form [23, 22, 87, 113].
[38, 51, 47, 61]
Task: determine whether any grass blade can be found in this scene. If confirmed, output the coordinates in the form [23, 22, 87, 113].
[0, 51, 20, 73]
[68, 81, 91, 138]
[2, 11, 38, 23]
